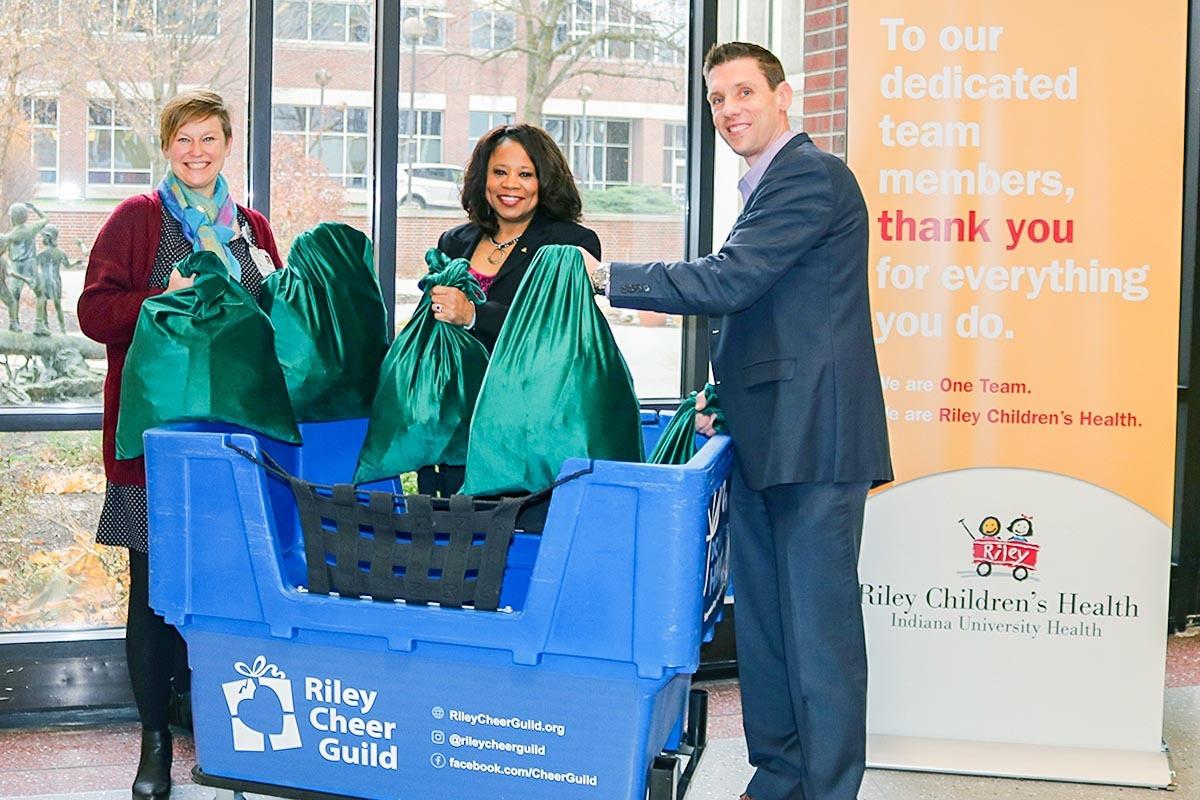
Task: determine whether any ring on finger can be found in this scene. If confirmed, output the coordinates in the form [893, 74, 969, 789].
[433, 303, 443, 312]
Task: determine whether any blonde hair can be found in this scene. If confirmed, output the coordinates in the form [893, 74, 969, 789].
[159, 89, 232, 149]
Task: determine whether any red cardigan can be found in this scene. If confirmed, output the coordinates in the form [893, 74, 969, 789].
[78, 192, 284, 486]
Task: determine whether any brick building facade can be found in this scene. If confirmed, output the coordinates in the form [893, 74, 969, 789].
[801, 0, 848, 159]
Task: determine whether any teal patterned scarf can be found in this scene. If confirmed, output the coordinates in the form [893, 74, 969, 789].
[157, 171, 239, 281]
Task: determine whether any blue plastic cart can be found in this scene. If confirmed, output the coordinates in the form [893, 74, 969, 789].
[145, 412, 732, 800]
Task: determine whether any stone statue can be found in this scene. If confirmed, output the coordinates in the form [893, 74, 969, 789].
[1, 203, 50, 331]
[35, 225, 69, 335]
[0, 249, 17, 332]
[75, 237, 91, 268]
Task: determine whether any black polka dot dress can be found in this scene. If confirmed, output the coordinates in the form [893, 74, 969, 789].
[96, 206, 270, 552]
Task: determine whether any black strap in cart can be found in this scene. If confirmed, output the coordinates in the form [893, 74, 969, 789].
[226, 443, 588, 611]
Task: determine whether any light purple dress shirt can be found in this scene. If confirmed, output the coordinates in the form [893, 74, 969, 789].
[737, 130, 801, 204]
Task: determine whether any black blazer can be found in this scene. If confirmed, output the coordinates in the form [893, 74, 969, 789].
[608, 133, 893, 490]
[437, 209, 601, 352]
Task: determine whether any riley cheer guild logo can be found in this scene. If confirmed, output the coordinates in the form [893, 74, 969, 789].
[959, 514, 1040, 581]
[222, 656, 303, 752]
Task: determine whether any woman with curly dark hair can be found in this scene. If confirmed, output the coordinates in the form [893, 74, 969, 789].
[431, 123, 601, 352]
[421, 123, 600, 498]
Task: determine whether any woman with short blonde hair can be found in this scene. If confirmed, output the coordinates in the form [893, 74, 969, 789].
[79, 89, 283, 800]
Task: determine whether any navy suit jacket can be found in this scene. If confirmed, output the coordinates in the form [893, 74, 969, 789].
[609, 133, 893, 490]
[438, 210, 601, 352]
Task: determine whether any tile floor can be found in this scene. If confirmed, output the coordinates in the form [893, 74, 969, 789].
[2, 631, 1198, 800]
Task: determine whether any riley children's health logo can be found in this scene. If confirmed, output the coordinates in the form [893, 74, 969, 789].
[958, 514, 1040, 582]
[222, 656, 303, 752]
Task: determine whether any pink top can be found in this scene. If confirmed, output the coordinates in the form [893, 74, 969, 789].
[469, 266, 497, 296]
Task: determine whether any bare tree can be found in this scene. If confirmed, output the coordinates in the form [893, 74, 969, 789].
[460, 0, 686, 127]
[2, 126, 40, 217]
[67, 0, 243, 183]
[268, 135, 347, 261]
[0, 0, 68, 213]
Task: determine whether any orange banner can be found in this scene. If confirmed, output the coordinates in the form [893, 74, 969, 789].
[849, 1, 1188, 523]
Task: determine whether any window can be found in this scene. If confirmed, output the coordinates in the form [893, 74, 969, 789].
[398, 109, 443, 164]
[0, 0, 252, 648]
[662, 122, 686, 201]
[546, 115, 631, 190]
[556, 0, 684, 64]
[0, 432, 124, 633]
[471, 7, 514, 50]
[271, 0, 375, 260]
[25, 97, 59, 184]
[468, 110, 513, 149]
[400, 5, 446, 48]
[155, 0, 219, 35]
[273, 104, 371, 188]
[275, 0, 370, 43]
[86, 100, 152, 187]
[96, 0, 218, 35]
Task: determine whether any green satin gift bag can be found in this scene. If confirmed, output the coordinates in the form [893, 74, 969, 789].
[648, 383, 725, 465]
[461, 244, 642, 496]
[115, 251, 301, 459]
[353, 249, 489, 484]
[261, 222, 389, 421]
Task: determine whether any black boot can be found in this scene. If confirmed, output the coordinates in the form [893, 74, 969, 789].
[132, 728, 172, 800]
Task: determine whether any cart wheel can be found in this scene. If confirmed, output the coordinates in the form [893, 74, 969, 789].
[649, 754, 680, 800]
[976, 562, 992, 577]
[1013, 566, 1029, 581]
[685, 688, 709, 749]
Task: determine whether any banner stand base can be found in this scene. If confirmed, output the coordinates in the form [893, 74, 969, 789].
[867, 734, 1174, 788]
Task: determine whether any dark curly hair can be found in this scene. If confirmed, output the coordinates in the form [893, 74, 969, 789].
[461, 124, 582, 237]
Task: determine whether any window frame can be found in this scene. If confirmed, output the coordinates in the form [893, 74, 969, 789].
[397, 108, 444, 164]
[274, 0, 372, 44]
[546, 114, 633, 190]
[0, 0, 723, 687]
[85, 99, 153, 189]
[662, 121, 687, 201]
[93, 0, 220, 36]
[467, 109, 514, 149]
[24, 96, 60, 185]
[0, 0, 714, 431]
[272, 102, 373, 188]
[399, 3, 447, 49]
[558, 0, 685, 65]
[470, 6, 514, 51]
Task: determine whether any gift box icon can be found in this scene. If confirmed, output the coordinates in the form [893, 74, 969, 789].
[222, 655, 302, 752]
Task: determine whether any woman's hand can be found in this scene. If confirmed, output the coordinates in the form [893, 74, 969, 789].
[430, 285, 476, 327]
[165, 268, 195, 293]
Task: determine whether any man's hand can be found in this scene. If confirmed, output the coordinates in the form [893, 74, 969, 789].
[430, 285, 476, 327]
[694, 390, 718, 437]
[165, 268, 195, 292]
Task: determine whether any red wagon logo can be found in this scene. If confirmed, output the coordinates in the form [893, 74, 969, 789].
[959, 515, 1039, 581]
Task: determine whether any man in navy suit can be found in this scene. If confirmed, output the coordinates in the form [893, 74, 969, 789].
[581, 42, 892, 800]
